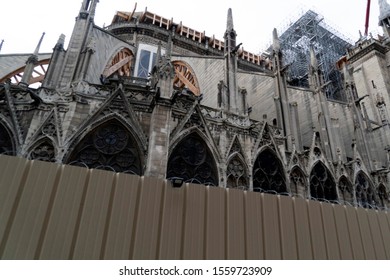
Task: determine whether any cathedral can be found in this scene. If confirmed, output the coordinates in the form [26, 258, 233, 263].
[2, 0, 390, 212]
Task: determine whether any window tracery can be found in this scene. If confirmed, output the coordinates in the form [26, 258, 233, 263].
[253, 149, 286, 194]
[338, 176, 353, 205]
[290, 167, 306, 197]
[167, 133, 218, 186]
[29, 141, 55, 162]
[67, 120, 142, 175]
[227, 155, 248, 190]
[309, 162, 337, 202]
[355, 172, 376, 208]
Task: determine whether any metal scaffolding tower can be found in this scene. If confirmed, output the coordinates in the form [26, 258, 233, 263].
[278, 10, 352, 101]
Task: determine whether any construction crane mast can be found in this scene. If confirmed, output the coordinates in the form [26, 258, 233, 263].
[365, 0, 371, 36]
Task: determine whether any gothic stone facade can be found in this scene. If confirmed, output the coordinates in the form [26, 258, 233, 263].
[1, 0, 390, 210]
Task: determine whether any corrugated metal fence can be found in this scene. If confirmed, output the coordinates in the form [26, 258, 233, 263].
[0, 154, 390, 259]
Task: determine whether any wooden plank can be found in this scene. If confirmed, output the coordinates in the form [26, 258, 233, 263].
[345, 206, 365, 259]
[367, 210, 386, 259]
[205, 186, 225, 259]
[182, 184, 206, 259]
[262, 194, 281, 259]
[226, 188, 245, 259]
[2, 160, 59, 259]
[321, 203, 340, 259]
[158, 180, 185, 260]
[245, 192, 264, 259]
[333, 205, 353, 259]
[356, 207, 375, 259]
[278, 195, 298, 259]
[103, 174, 140, 259]
[307, 200, 327, 259]
[39, 165, 89, 259]
[132, 177, 165, 259]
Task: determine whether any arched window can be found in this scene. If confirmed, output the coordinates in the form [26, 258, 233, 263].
[226, 154, 248, 190]
[310, 162, 337, 202]
[290, 167, 307, 198]
[0, 122, 15, 155]
[29, 140, 55, 162]
[67, 120, 142, 175]
[167, 133, 218, 186]
[253, 149, 286, 194]
[338, 176, 353, 205]
[355, 172, 376, 208]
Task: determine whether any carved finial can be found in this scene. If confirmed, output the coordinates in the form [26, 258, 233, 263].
[33, 32, 45, 56]
[272, 28, 280, 52]
[227, 8, 234, 31]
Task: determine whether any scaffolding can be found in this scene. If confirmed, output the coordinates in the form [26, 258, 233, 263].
[278, 10, 352, 101]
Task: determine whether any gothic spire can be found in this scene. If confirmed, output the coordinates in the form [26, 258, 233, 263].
[33, 32, 45, 56]
[272, 28, 280, 53]
[226, 8, 234, 31]
[20, 32, 45, 86]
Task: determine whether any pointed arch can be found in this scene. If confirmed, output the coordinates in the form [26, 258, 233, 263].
[253, 148, 287, 194]
[338, 176, 353, 206]
[290, 166, 307, 198]
[102, 48, 134, 78]
[172, 60, 200, 96]
[355, 172, 376, 208]
[28, 137, 56, 162]
[227, 153, 249, 190]
[66, 118, 143, 175]
[309, 161, 337, 202]
[167, 132, 218, 186]
[0, 121, 15, 155]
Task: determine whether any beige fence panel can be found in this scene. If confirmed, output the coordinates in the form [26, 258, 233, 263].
[262, 194, 281, 259]
[39, 164, 89, 259]
[293, 197, 313, 259]
[205, 186, 226, 259]
[245, 191, 264, 259]
[278, 195, 298, 259]
[307, 200, 327, 259]
[321, 203, 340, 259]
[333, 204, 353, 259]
[158, 181, 185, 260]
[377, 211, 390, 259]
[103, 174, 141, 259]
[182, 183, 206, 260]
[1, 155, 390, 260]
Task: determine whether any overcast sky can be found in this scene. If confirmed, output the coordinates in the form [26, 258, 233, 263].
[0, 0, 384, 55]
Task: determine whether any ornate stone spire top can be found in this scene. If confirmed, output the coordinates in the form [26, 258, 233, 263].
[272, 28, 280, 53]
[33, 32, 45, 56]
[379, 0, 390, 22]
[226, 8, 234, 31]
